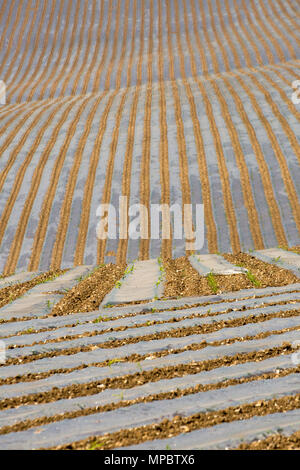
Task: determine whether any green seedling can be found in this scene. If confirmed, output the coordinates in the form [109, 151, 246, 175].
[207, 272, 219, 294]
[107, 358, 121, 368]
[89, 441, 105, 450]
[21, 328, 34, 335]
[93, 315, 109, 323]
[113, 263, 135, 291]
[123, 263, 135, 277]
[40, 270, 67, 284]
[246, 270, 261, 288]
[278, 245, 288, 251]
[75, 266, 102, 285]
[103, 303, 113, 309]
[112, 392, 124, 400]
[273, 256, 281, 263]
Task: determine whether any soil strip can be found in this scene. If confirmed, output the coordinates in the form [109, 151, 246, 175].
[49, 264, 125, 315]
[163, 254, 298, 298]
[1, 364, 299, 436]
[50, 393, 300, 450]
[0, 270, 66, 309]
[0, 343, 296, 409]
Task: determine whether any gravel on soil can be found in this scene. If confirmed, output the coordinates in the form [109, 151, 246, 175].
[50, 264, 125, 316]
[163, 254, 298, 299]
[0, 270, 66, 309]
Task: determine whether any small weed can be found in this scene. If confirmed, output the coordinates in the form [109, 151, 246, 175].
[112, 392, 124, 400]
[207, 272, 218, 294]
[155, 257, 165, 291]
[123, 263, 135, 277]
[40, 270, 67, 284]
[103, 303, 113, 309]
[93, 315, 109, 323]
[246, 270, 261, 288]
[21, 328, 34, 335]
[89, 441, 105, 450]
[107, 358, 121, 368]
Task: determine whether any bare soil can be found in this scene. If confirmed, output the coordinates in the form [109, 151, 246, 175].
[236, 430, 300, 450]
[284, 245, 300, 255]
[51, 393, 300, 450]
[50, 264, 125, 315]
[0, 340, 295, 389]
[0, 270, 66, 309]
[163, 254, 298, 299]
[1, 254, 299, 448]
[2, 308, 299, 367]
[1, 364, 299, 436]
[8, 306, 300, 350]
[0, 343, 297, 410]
[223, 252, 299, 287]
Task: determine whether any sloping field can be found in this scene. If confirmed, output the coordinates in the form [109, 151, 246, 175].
[0, 1, 300, 451]
[0, 0, 299, 274]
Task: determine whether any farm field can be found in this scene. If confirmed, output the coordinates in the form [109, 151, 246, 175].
[0, 0, 299, 272]
[0, 0, 300, 452]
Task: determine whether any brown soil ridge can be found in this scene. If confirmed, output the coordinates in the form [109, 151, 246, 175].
[235, 430, 300, 450]
[1, 364, 299, 437]
[50, 393, 300, 450]
[49, 264, 125, 316]
[8, 307, 300, 350]
[2, 296, 299, 340]
[164, 253, 298, 298]
[0, 343, 296, 408]
[3, 313, 300, 367]
[0, 270, 65, 309]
